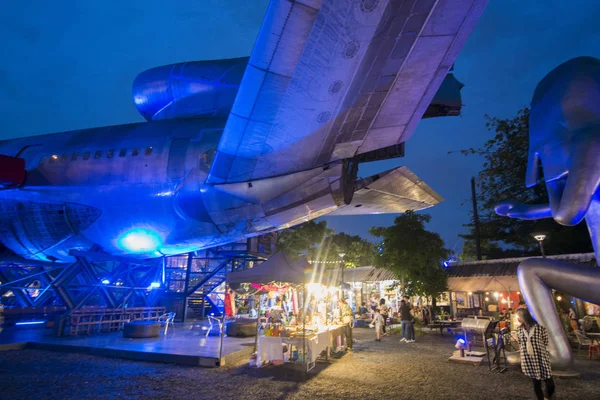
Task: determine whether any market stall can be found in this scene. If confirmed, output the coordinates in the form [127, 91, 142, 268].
[227, 251, 348, 371]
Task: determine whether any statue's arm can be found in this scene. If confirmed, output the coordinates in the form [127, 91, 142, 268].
[495, 202, 552, 220]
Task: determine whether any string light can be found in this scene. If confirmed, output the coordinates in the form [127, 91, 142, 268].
[308, 260, 346, 264]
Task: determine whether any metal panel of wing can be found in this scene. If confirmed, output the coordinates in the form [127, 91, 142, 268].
[208, 0, 489, 184]
[326, 166, 443, 215]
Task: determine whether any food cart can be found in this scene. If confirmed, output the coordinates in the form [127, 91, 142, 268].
[227, 251, 348, 372]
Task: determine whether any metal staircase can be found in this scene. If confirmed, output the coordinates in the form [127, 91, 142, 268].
[162, 234, 277, 321]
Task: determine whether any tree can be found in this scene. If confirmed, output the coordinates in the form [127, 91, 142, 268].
[457, 108, 592, 257]
[370, 211, 449, 301]
[317, 232, 376, 267]
[278, 222, 376, 267]
[277, 221, 331, 261]
[460, 239, 523, 261]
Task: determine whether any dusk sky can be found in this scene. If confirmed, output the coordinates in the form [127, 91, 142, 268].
[1, 1, 600, 252]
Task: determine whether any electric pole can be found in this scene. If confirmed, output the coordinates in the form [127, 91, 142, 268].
[471, 177, 482, 260]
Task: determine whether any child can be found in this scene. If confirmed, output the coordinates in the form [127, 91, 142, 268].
[370, 309, 385, 341]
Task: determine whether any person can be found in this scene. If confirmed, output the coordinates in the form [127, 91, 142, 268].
[403, 296, 416, 340]
[399, 300, 414, 343]
[568, 307, 579, 332]
[518, 301, 527, 310]
[378, 298, 389, 334]
[339, 298, 354, 351]
[422, 306, 431, 327]
[370, 297, 378, 312]
[359, 302, 368, 315]
[516, 308, 555, 400]
[370, 309, 385, 341]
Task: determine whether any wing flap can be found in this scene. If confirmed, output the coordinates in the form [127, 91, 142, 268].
[327, 166, 443, 216]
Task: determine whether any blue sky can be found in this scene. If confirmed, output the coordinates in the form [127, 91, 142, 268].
[1, 1, 600, 251]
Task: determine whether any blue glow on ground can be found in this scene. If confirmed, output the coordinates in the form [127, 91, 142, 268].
[117, 228, 163, 253]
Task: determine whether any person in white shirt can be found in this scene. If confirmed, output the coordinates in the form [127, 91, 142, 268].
[371, 309, 385, 341]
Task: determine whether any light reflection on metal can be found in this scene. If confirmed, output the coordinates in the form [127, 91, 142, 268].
[117, 228, 163, 253]
[496, 57, 600, 372]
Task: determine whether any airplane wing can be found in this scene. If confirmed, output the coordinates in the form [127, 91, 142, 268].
[208, 0, 489, 184]
[326, 166, 443, 216]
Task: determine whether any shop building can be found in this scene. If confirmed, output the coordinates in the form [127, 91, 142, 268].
[445, 253, 598, 318]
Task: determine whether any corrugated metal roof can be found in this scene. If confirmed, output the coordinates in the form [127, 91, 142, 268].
[324, 266, 397, 283]
[446, 253, 597, 278]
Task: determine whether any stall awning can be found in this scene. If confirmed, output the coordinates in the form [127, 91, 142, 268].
[227, 251, 310, 286]
[447, 276, 520, 292]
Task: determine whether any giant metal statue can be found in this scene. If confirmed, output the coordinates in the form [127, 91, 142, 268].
[0, 0, 489, 263]
[496, 56, 600, 373]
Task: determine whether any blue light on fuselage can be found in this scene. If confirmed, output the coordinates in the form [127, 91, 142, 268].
[117, 228, 162, 253]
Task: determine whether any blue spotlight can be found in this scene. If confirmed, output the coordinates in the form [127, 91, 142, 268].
[101, 279, 110, 285]
[16, 321, 45, 326]
[117, 228, 162, 253]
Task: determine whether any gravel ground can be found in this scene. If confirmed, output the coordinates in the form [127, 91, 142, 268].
[1, 330, 600, 400]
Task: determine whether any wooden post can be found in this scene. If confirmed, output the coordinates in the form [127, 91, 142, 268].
[218, 285, 228, 366]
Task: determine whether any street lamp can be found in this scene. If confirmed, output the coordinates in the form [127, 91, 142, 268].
[533, 233, 547, 257]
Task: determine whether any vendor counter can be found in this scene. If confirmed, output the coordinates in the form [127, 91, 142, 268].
[257, 325, 347, 369]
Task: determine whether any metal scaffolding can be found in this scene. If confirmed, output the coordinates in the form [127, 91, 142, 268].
[0, 233, 277, 323]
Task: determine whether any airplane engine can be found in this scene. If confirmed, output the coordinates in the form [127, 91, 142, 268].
[132, 57, 248, 121]
[0, 200, 100, 261]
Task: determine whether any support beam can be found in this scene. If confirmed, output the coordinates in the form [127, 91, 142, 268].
[182, 252, 193, 322]
[0, 269, 33, 307]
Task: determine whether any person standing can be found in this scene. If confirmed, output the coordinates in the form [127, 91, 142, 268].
[399, 300, 414, 343]
[516, 308, 555, 400]
[568, 307, 579, 332]
[339, 298, 354, 351]
[370, 309, 385, 341]
[403, 296, 416, 341]
[378, 298, 389, 334]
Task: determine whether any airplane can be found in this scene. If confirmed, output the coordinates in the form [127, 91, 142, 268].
[0, 0, 489, 263]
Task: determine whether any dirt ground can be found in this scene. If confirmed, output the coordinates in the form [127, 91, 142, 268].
[1, 329, 600, 400]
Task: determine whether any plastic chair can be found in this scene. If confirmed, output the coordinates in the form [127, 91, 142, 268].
[206, 314, 223, 337]
[158, 312, 176, 335]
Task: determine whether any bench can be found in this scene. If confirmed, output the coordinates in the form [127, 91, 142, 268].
[68, 307, 166, 335]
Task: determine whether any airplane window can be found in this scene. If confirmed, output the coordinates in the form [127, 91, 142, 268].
[145, 147, 152, 156]
[83, 152, 90, 160]
[61, 154, 68, 162]
[72, 153, 78, 161]
[94, 151, 102, 159]
[132, 148, 139, 156]
[107, 149, 114, 159]
[49, 155, 58, 163]
[119, 149, 127, 157]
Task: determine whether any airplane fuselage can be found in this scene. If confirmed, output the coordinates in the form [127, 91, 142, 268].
[0, 118, 348, 262]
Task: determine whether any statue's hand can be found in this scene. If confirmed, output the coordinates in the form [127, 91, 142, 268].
[495, 201, 552, 220]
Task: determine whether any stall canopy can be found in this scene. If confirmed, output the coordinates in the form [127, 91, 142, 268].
[445, 253, 597, 292]
[227, 251, 311, 286]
